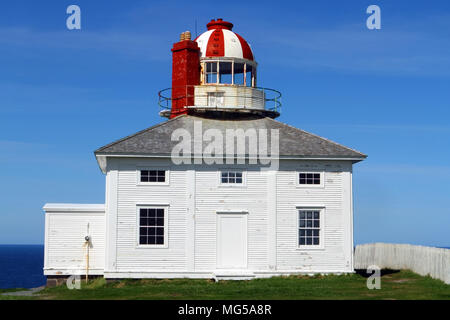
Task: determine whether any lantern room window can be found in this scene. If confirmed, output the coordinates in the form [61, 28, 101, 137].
[234, 62, 244, 85]
[219, 62, 232, 84]
[202, 60, 256, 87]
[206, 62, 218, 84]
[245, 64, 253, 87]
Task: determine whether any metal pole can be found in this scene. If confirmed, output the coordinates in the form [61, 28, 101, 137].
[86, 243, 89, 283]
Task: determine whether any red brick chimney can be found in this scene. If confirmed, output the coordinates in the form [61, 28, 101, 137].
[170, 31, 200, 118]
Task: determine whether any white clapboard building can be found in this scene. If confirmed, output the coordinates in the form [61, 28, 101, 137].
[43, 19, 366, 282]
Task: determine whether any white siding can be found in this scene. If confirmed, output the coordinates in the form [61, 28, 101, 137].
[194, 167, 268, 271]
[276, 161, 353, 272]
[103, 158, 354, 276]
[44, 205, 105, 275]
[113, 158, 188, 271]
[194, 85, 265, 110]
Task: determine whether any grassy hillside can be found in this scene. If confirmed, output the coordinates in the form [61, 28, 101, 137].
[1, 270, 449, 300]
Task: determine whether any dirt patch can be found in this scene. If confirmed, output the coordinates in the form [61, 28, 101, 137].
[1, 286, 45, 297]
[114, 281, 127, 288]
[170, 292, 182, 297]
[362, 293, 377, 297]
[390, 279, 410, 283]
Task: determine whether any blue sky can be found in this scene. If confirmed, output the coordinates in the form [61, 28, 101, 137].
[0, 0, 449, 246]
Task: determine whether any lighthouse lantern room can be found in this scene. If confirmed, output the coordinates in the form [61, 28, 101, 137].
[159, 19, 281, 119]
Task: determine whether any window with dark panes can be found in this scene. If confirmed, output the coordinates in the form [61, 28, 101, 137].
[233, 63, 244, 85]
[245, 64, 253, 87]
[221, 171, 243, 184]
[299, 210, 321, 246]
[299, 172, 321, 185]
[206, 62, 218, 84]
[219, 62, 232, 84]
[139, 208, 165, 245]
[140, 170, 166, 183]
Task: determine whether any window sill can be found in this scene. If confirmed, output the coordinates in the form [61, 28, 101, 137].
[296, 246, 325, 251]
[137, 182, 170, 186]
[136, 244, 168, 249]
[218, 184, 247, 188]
[295, 184, 325, 189]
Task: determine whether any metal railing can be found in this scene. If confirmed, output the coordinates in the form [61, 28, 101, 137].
[158, 85, 281, 115]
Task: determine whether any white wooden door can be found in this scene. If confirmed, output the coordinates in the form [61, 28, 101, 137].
[216, 213, 247, 269]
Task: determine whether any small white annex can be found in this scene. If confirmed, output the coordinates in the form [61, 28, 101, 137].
[43, 19, 366, 281]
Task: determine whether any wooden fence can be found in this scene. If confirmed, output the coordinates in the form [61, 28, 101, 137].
[354, 243, 449, 284]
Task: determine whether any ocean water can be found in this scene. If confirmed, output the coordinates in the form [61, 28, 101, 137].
[0, 245, 46, 289]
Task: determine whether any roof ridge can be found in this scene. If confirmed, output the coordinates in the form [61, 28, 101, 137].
[264, 117, 367, 158]
[94, 114, 186, 153]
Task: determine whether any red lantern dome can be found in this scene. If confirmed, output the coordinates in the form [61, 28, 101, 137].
[160, 18, 281, 119]
[195, 18, 254, 61]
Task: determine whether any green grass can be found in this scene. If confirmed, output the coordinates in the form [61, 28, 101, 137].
[0, 288, 25, 294]
[0, 288, 34, 301]
[2, 270, 449, 300]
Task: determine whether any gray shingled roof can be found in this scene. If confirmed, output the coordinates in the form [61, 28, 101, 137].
[95, 115, 366, 160]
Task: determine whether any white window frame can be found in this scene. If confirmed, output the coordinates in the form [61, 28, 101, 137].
[136, 204, 169, 249]
[205, 61, 219, 84]
[296, 171, 324, 188]
[296, 206, 325, 250]
[137, 167, 170, 186]
[201, 58, 257, 87]
[218, 169, 246, 187]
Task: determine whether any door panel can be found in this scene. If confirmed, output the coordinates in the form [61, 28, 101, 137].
[216, 214, 247, 269]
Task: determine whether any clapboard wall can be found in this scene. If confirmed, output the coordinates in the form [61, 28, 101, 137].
[43, 204, 105, 276]
[275, 161, 353, 272]
[102, 157, 354, 277]
[113, 158, 188, 272]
